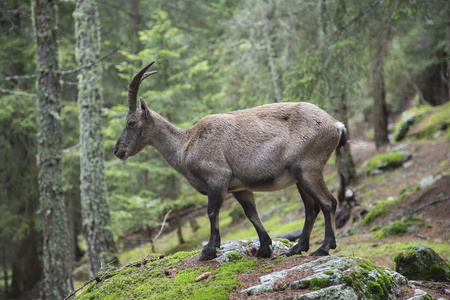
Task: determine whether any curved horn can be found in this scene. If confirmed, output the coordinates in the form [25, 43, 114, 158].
[128, 61, 156, 111]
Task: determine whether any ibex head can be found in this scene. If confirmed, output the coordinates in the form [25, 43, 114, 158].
[113, 62, 157, 160]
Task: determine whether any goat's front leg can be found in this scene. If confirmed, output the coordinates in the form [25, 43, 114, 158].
[199, 184, 226, 261]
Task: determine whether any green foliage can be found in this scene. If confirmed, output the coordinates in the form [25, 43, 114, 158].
[0, 94, 40, 246]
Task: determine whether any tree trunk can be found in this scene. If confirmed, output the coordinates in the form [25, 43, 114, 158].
[333, 92, 356, 184]
[129, 0, 142, 54]
[264, 4, 282, 103]
[10, 229, 42, 297]
[446, 2, 450, 101]
[74, 0, 116, 277]
[32, 0, 73, 298]
[369, 33, 389, 149]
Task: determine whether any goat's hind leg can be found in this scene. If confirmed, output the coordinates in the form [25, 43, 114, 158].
[281, 182, 320, 257]
[300, 174, 337, 256]
[233, 190, 272, 258]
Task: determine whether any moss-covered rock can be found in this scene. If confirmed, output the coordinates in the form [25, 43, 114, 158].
[393, 105, 430, 141]
[76, 243, 412, 300]
[394, 244, 450, 282]
[243, 256, 404, 299]
[365, 151, 411, 175]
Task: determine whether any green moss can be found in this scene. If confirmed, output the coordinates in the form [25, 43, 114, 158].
[273, 238, 291, 247]
[365, 151, 411, 174]
[368, 225, 381, 233]
[367, 281, 385, 300]
[429, 264, 448, 281]
[78, 250, 259, 300]
[374, 217, 425, 239]
[393, 244, 450, 281]
[363, 199, 397, 225]
[342, 275, 353, 285]
[226, 251, 244, 261]
[412, 101, 450, 140]
[393, 246, 418, 265]
[323, 270, 334, 275]
[303, 277, 329, 291]
[359, 260, 380, 273]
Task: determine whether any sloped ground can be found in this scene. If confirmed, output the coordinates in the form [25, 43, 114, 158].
[333, 138, 449, 268]
[74, 241, 449, 299]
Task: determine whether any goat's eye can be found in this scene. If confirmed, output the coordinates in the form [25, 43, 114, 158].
[128, 121, 136, 128]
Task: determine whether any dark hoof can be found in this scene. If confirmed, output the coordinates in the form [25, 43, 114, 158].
[199, 248, 217, 261]
[255, 247, 272, 259]
[199, 253, 216, 261]
[310, 248, 329, 256]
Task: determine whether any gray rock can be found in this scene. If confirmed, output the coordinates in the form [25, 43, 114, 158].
[294, 284, 359, 300]
[406, 289, 433, 300]
[214, 240, 290, 264]
[419, 174, 443, 190]
[242, 255, 403, 299]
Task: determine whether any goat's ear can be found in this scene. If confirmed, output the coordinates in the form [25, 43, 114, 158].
[139, 97, 152, 119]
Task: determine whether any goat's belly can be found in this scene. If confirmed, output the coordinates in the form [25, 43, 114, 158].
[228, 172, 297, 193]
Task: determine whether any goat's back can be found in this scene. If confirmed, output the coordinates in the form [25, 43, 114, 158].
[183, 102, 343, 192]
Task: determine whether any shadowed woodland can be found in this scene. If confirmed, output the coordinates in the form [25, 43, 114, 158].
[0, 0, 449, 299]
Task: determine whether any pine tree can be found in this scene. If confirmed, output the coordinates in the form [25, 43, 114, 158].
[74, 0, 116, 277]
[32, 0, 73, 298]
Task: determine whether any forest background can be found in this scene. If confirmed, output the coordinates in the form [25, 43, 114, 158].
[0, 0, 449, 299]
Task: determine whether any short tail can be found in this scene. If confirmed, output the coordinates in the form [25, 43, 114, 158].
[335, 122, 347, 166]
[335, 122, 348, 206]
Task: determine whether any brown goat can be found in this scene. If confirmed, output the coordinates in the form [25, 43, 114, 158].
[114, 62, 347, 261]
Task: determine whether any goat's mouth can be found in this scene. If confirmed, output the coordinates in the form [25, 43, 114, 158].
[113, 148, 128, 161]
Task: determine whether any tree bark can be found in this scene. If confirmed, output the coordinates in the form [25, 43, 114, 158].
[446, 2, 450, 101]
[32, 0, 73, 298]
[334, 93, 356, 184]
[74, 0, 116, 277]
[129, 0, 142, 54]
[369, 30, 389, 149]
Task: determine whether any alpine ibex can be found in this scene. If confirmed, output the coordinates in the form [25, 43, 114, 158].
[114, 62, 347, 261]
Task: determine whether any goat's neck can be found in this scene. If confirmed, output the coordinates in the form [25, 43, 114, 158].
[149, 112, 187, 169]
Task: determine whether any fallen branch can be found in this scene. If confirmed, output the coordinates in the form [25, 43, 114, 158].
[152, 209, 172, 244]
[409, 196, 449, 216]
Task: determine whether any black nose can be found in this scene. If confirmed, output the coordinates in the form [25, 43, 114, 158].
[113, 148, 118, 155]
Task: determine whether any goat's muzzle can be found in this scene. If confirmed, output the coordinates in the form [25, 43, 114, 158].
[113, 145, 128, 161]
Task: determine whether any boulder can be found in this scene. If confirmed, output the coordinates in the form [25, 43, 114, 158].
[394, 244, 450, 282]
[365, 151, 411, 175]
